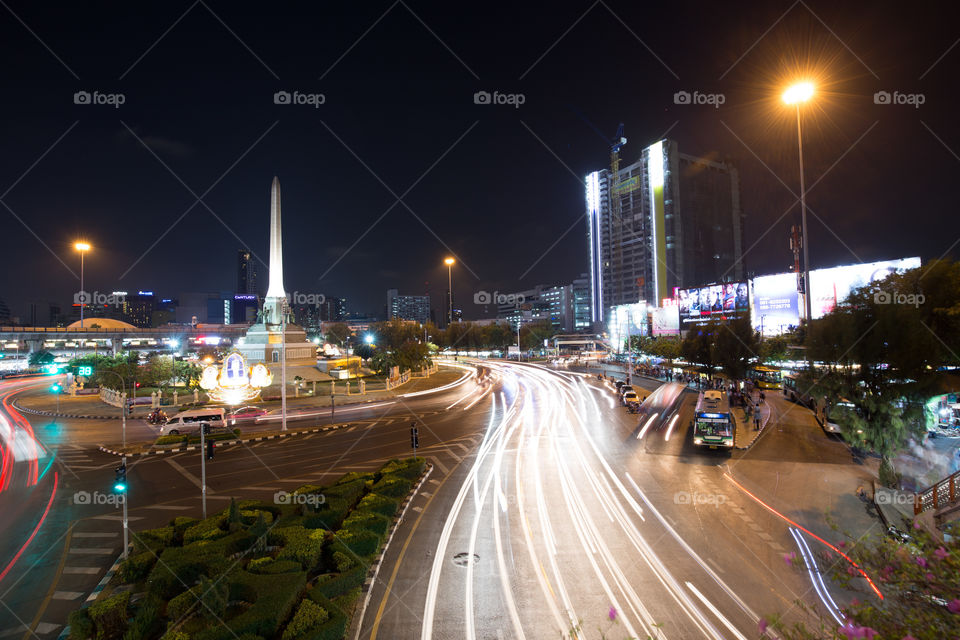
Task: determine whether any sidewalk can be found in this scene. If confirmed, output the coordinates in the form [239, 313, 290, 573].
[733, 393, 773, 449]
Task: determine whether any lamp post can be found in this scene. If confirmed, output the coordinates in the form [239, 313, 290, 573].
[782, 82, 814, 328]
[75, 242, 91, 328]
[444, 257, 455, 326]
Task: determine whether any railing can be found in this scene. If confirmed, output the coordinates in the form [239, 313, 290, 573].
[914, 470, 960, 515]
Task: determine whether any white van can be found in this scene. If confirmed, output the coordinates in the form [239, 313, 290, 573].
[159, 408, 226, 435]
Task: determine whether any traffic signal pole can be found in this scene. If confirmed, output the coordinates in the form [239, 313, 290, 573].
[200, 425, 207, 518]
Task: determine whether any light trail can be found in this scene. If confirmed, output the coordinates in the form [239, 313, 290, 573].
[789, 528, 843, 625]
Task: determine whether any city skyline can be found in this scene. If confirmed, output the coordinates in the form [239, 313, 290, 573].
[1, 2, 955, 321]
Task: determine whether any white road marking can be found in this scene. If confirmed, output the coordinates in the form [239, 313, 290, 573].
[685, 582, 749, 640]
[63, 567, 101, 575]
[52, 592, 84, 600]
[165, 458, 207, 491]
[72, 532, 118, 538]
[68, 548, 114, 555]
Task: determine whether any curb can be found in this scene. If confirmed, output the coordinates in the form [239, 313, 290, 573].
[735, 401, 773, 450]
[349, 462, 434, 640]
[58, 549, 127, 640]
[97, 423, 355, 457]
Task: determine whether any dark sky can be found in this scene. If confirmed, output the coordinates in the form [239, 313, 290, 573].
[1, 1, 956, 321]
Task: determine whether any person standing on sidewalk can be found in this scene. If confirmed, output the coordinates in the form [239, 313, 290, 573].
[754, 412, 761, 431]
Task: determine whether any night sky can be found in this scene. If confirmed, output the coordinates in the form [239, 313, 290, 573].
[1, 1, 956, 321]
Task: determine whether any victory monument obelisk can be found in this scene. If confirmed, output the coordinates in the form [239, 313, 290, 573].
[238, 177, 317, 368]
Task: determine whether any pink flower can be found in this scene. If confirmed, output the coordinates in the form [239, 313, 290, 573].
[916, 556, 928, 568]
[901, 635, 918, 640]
[948, 599, 960, 614]
[837, 541, 846, 549]
[913, 522, 922, 529]
[784, 552, 796, 564]
[925, 572, 935, 581]
[758, 618, 768, 633]
[934, 547, 949, 560]
[608, 606, 617, 621]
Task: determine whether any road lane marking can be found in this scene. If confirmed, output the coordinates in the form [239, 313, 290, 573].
[52, 592, 83, 601]
[91, 515, 144, 522]
[431, 457, 449, 475]
[68, 548, 114, 555]
[72, 532, 118, 537]
[165, 458, 206, 491]
[685, 582, 749, 640]
[62, 567, 101, 575]
[141, 505, 190, 510]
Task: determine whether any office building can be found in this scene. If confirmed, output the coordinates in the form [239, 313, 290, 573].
[387, 289, 430, 324]
[237, 249, 259, 295]
[586, 138, 744, 324]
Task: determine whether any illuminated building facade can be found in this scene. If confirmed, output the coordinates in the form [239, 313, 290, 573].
[585, 139, 744, 325]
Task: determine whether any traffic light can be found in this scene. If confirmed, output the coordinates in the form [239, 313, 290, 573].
[410, 425, 419, 450]
[50, 383, 61, 393]
[114, 464, 127, 493]
[206, 439, 215, 460]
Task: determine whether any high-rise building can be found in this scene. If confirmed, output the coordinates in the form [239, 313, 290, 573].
[571, 274, 591, 331]
[586, 139, 744, 324]
[491, 283, 576, 332]
[387, 289, 430, 324]
[237, 249, 258, 295]
[122, 291, 156, 328]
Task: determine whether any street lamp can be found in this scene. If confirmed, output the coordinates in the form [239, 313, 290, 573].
[75, 242, 91, 328]
[444, 257, 455, 326]
[782, 82, 814, 328]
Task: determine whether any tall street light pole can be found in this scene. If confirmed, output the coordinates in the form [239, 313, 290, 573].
[444, 258, 455, 326]
[782, 82, 814, 329]
[75, 242, 91, 328]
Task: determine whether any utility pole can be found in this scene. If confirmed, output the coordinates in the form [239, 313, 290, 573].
[281, 299, 288, 431]
[410, 423, 419, 461]
[200, 424, 207, 518]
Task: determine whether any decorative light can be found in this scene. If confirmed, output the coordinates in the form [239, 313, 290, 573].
[782, 82, 814, 105]
[200, 352, 273, 405]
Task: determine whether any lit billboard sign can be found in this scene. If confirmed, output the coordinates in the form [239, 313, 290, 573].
[808, 257, 921, 319]
[751, 273, 800, 335]
[677, 282, 749, 326]
[609, 302, 649, 348]
[652, 305, 680, 336]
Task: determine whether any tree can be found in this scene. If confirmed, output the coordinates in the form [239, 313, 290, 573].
[324, 322, 351, 346]
[714, 317, 759, 380]
[680, 325, 717, 374]
[395, 340, 431, 372]
[767, 521, 960, 640]
[353, 343, 375, 360]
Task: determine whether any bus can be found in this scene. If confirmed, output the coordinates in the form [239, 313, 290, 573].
[782, 373, 813, 406]
[693, 390, 734, 448]
[750, 365, 783, 390]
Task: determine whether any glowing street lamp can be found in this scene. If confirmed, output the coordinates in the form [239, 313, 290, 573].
[364, 334, 374, 345]
[75, 242, 91, 328]
[444, 257, 455, 325]
[782, 81, 815, 328]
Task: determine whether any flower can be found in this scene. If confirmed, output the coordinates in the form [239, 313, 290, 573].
[916, 556, 928, 568]
[608, 606, 617, 621]
[948, 599, 960, 614]
[758, 618, 768, 633]
[925, 572, 935, 581]
[784, 552, 796, 564]
[934, 546, 949, 560]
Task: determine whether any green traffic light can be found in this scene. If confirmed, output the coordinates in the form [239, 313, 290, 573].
[114, 483, 127, 492]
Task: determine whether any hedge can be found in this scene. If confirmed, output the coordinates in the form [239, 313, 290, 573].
[330, 527, 380, 559]
[379, 458, 425, 480]
[353, 493, 400, 519]
[340, 510, 390, 537]
[134, 527, 175, 554]
[166, 577, 228, 623]
[183, 517, 227, 544]
[281, 599, 328, 640]
[68, 608, 93, 640]
[368, 475, 412, 498]
[121, 595, 161, 640]
[89, 591, 130, 640]
[248, 559, 302, 575]
[146, 545, 230, 599]
[274, 527, 325, 571]
[303, 591, 349, 640]
[194, 571, 305, 640]
[119, 551, 157, 583]
[310, 565, 367, 600]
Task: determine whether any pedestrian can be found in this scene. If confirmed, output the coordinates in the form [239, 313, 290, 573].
[754, 413, 761, 431]
[760, 391, 766, 404]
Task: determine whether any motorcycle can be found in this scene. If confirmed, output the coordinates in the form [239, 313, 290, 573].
[147, 409, 168, 426]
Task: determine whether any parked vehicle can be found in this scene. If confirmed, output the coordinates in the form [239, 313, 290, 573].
[618, 385, 634, 401]
[622, 390, 640, 408]
[160, 408, 226, 435]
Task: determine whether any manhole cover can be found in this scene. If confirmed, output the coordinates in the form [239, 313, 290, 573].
[452, 552, 479, 567]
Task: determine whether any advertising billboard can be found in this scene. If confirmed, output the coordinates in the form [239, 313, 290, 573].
[651, 305, 680, 336]
[677, 282, 749, 326]
[808, 257, 921, 319]
[751, 273, 801, 336]
[609, 302, 648, 349]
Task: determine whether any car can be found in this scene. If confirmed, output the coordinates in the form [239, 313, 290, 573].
[159, 408, 226, 435]
[622, 390, 639, 407]
[228, 406, 267, 426]
[614, 380, 626, 391]
[618, 385, 634, 400]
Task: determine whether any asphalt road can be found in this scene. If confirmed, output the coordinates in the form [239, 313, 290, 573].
[359, 361, 877, 640]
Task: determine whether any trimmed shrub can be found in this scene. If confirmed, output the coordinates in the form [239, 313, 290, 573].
[331, 586, 362, 617]
[248, 560, 302, 575]
[119, 551, 157, 584]
[122, 595, 161, 640]
[275, 527, 325, 571]
[183, 517, 227, 544]
[354, 493, 400, 519]
[146, 545, 229, 599]
[155, 435, 188, 446]
[240, 510, 273, 526]
[331, 551, 355, 573]
[341, 510, 390, 537]
[133, 527, 175, 554]
[379, 458, 425, 480]
[369, 475, 412, 498]
[281, 599, 328, 640]
[330, 527, 380, 558]
[160, 631, 189, 640]
[196, 571, 306, 640]
[68, 608, 94, 640]
[89, 591, 130, 640]
[167, 577, 228, 622]
[311, 565, 367, 599]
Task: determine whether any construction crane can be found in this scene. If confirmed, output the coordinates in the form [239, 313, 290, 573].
[609, 123, 627, 309]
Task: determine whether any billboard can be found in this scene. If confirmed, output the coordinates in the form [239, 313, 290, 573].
[652, 305, 680, 336]
[677, 282, 749, 326]
[609, 302, 649, 348]
[809, 257, 921, 319]
[751, 273, 800, 335]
